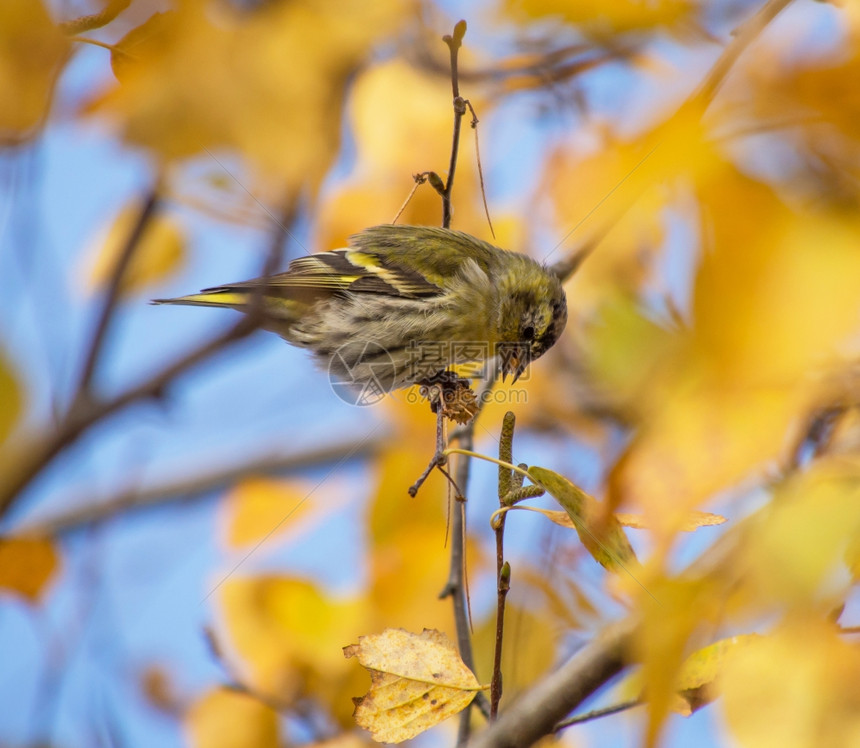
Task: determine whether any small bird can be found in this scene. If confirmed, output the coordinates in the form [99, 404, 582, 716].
[154, 225, 568, 394]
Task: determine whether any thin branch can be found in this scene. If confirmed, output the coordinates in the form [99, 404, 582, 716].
[414, 38, 629, 91]
[0, 200, 298, 521]
[0, 319, 257, 520]
[784, 404, 846, 474]
[467, 620, 634, 748]
[392, 173, 431, 224]
[490, 412, 517, 718]
[74, 185, 160, 399]
[447, 425, 491, 734]
[16, 435, 388, 537]
[409, 404, 448, 497]
[466, 101, 495, 239]
[554, 699, 641, 730]
[491, 559, 510, 719]
[441, 20, 468, 229]
[424, 18, 492, 741]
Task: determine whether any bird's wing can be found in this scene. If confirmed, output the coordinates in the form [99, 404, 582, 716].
[156, 225, 499, 308]
[346, 224, 499, 286]
[243, 247, 443, 298]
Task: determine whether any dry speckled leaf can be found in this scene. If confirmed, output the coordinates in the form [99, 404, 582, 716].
[344, 628, 484, 743]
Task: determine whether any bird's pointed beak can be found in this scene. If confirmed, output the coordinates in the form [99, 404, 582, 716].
[510, 356, 529, 384]
[500, 350, 530, 384]
[500, 352, 517, 383]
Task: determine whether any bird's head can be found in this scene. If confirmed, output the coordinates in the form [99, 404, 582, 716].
[496, 270, 568, 383]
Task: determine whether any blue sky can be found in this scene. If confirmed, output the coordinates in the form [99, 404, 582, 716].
[3, 0, 845, 745]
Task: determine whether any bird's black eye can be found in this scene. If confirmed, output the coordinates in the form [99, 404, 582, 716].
[522, 325, 535, 341]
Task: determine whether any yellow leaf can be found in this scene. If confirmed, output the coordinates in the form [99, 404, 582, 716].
[616, 511, 726, 532]
[620, 633, 761, 717]
[185, 687, 279, 748]
[505, 0, 696, 33]
[579, 294, 678, 417]
[219, 476, 318, 549]
[608, 382, 802, 543]
[720, 620, 860, 748]
[344, 628, 483, 743]
[88, 1, 406, 189]
[0, 347, 23, 447]
[692, 176, 860, 386]
[747, 45, 860, 147]
[0, 535, 59, 603]
[110, 11, 174, 81]
[672, 634, 762, 716]
[528, 466, 638, 573]
[532, 506, 725, 532]
[734, 464, 860, 608]
[218, 577, 369, 719]
[541, 109, 720, 313]
[602, 177, 860, 528]
[632, 575, 723, 747]
[306, 737, 372, 748]
[0, 0, 69, 138]
[83, 201, 186, 297]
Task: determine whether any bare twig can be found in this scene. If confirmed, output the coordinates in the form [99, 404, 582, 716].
[0, 319, 256, 519]
[447, 423, 492, 733]
[413, 38, 628, 91]
[392, 173, 431, 224]
[465, 100, 495, 239]
[554, 699, 642, 731]
[427, 19, 495, 741]
[491, 559, 510, 719]
[75, 185, 161, 400]
[16, 435, 387, 537]
[409, 404, 448, 497]
[784, 404, 846, 473]
[467, 620, 634, 748]
[441, 20, 468, 229]
[490, 412, 517, 717]
[0, 199, 298, 520]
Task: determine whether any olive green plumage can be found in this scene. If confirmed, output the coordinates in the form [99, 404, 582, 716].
[154, 225, 568, 391]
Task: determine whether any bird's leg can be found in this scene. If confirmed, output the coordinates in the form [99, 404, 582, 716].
[408, 373, 452, 497]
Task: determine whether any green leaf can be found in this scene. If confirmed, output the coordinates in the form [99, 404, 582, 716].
[528, 466, 638, 573]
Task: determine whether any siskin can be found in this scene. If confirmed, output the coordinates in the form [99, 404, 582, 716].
[154, 225, 568, 392]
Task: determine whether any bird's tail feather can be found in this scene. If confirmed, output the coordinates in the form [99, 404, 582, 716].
[151, 290, 250, 308]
